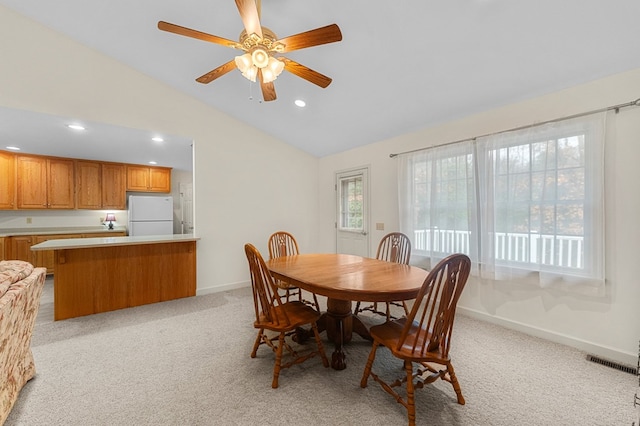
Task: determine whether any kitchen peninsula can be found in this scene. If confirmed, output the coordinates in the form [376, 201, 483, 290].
[31, 234, 199, 320]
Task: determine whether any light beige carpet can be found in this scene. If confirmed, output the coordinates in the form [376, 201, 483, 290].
[5, 278, 637, 425]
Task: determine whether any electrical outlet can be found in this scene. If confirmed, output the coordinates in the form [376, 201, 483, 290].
[26, 217, 32, 224]
[99, 217, 104, 223]
[376, 222, 384, 231]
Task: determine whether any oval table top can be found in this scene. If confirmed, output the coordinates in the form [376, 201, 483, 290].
[266, 253, 429, 302]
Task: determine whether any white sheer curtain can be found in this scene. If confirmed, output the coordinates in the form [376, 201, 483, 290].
[476, 113, 606, 294]
[398, 140, 478, 270]
[398, 112, 606, 295]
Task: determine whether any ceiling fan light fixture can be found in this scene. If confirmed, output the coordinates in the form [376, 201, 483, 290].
[234, 53, 252, 73]
[262, 57, 284, 83]
[251, 48, 269, 68]
[242, 66, 258, 82]
[262, 68, 276, 84]
[268, 57, 284, 75]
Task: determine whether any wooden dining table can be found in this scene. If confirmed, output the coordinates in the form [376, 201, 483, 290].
[266, 253, 429, 370]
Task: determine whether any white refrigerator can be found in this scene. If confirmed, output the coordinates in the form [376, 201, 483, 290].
[128, 195, 174, 236]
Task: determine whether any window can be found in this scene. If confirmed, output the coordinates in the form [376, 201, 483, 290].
[338, 174, 364, 232]
[399, 113, 605, 292]
[398, 140, 477, 264]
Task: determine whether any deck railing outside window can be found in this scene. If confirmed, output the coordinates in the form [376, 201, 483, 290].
[414, 229, 584, 269]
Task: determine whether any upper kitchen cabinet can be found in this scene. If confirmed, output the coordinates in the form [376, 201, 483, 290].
[101, 163, 126, 209]
[17, 155, 75, 209]
[126, 165, 171, 193]
[0, 151, 16, 209]
[76, 161, 126, 210]
[76, 160, 101, 209]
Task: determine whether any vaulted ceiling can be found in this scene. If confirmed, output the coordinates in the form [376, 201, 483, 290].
[2, 0, 640, 165]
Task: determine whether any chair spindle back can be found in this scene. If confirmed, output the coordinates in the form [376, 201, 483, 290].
[399, 253, 471, 357]
[376, 232, 411, 265]
[244, 243, 290, 327]
[268, 231, 300, 260]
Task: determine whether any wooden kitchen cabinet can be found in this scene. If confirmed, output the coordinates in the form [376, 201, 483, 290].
[9, 236, 35, 264]
[126, 165, 171, 193]
[16, 156, 47, 209]
[16, 155, 75, 209]
[76, 160, 102, 209]
[48, 158, 76, 208]
[101, 163, 126, 209]
[0, 151, 16, 209]
[0, 237, 6, 261]
[76, 161, 126, 210]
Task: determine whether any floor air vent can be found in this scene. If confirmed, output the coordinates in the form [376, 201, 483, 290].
[586, 354, 637, 375]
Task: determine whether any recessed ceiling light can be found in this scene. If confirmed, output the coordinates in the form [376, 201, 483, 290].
[67, 124, 85, 131]
[294, 99, 306, 107]
[152, 137, 164, 142]
[5, 146, 20, 151]
[148, 161, 158, 165]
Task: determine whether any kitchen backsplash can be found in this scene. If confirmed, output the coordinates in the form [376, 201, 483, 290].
[0, 210, 128, 230]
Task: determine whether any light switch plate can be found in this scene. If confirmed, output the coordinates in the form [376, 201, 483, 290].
[376, 222, 384, 231]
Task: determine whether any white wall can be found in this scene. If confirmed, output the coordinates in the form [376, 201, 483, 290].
[319, 68, 640, 365]
[0, 6, 319, 293]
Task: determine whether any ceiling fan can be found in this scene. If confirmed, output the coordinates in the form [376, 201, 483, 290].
[158, 0, 343, 102]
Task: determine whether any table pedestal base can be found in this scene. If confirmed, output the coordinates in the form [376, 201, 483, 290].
[317, 298, 372, 370]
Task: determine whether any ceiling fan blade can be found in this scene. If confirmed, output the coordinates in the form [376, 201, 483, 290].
[282, 58, 332, 88]
[235, 0, 263, 39]
[258, 69, 277, 102]
[277, 24, 342, 53]
[196, 60, 237, 84]
[158, 21, 240, 49]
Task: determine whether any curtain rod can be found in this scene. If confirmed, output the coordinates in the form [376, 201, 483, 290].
[389, 97, 640, 158]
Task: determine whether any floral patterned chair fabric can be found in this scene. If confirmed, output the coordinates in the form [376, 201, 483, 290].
[0, 260, 46, 425]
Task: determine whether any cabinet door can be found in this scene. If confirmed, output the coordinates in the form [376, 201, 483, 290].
[17, 155, 47, 209]
[102, 163, 126, 209]
[10, 236, 35, 264]
[47, 158, 75, 209]
[126, 165, 150, 191]
[126, 165, 171, 192]
[76, 160, 102, 209]
[0, 237, 5, 261]
[149, 167, 171, 192]
[0, 151, 16, 209]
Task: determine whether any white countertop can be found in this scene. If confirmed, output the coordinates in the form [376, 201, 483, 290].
[30, 234, 200, 251]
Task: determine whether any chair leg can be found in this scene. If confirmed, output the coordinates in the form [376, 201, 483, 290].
[360, 341, 379, 387]
[354, 301, 362, 315]
[311, 322, 330, 368]
[405, 360, 416, 426]
[251, 329, 264, 358]
[272, 332, 286, 389]
[385, 302, 391, 321]
[447, 361, 466, 405]
[312, 293, 320, 312]
[402, 300, 410, 316]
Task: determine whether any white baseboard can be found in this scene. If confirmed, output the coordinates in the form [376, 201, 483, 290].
[196, 280, 249, 296]
[458, 306, 637, 367]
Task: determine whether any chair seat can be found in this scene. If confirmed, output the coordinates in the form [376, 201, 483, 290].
[370, 319, 446, 362]
[255, 301, 321, 332]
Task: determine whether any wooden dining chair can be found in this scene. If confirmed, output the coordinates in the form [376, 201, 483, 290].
[354, 232, 412, 320]
[267, 231, 320, 311]
[360, 253, 471, 426]
[244, 243, 329, 388]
